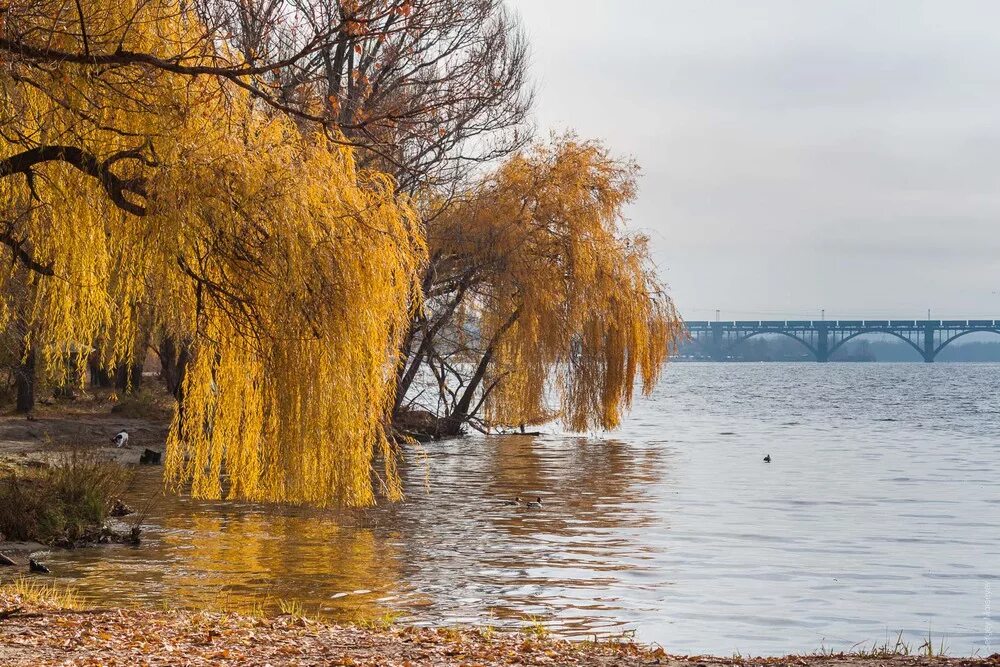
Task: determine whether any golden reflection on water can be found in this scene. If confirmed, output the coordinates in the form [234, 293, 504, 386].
[6, 363, 998, 657]
[8, 434, 668, 635]
[158, 514, 396, 620]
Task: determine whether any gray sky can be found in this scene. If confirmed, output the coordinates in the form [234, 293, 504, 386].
[508, 0, 1000, 320]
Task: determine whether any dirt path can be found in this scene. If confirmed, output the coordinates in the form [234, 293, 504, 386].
[0, 597, 996, 667]
[0, 399, 169, 470]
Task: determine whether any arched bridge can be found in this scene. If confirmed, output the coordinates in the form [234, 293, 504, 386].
[685, 319, 1000, 362]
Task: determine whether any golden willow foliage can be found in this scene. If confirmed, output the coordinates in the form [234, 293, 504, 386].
[0, 0, 425, 505]
[431, 138, 684, 431]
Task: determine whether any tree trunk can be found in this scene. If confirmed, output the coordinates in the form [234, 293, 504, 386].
[391, 259, 443, 416]
[114, 332, 150, 394]
[130, 359, 144, 391]
[158, 336, 189, 399]
[114, 358, 145, 394]
[14, 348, 35, 413]
[440, 346, 495, 437]
[440, 307, 521, 436]
[88, 353, 115, 388]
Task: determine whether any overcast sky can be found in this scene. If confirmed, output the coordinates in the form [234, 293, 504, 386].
[507, 1, 1000, 320]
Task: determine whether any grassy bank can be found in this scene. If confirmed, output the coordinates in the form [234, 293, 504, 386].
[0, 452, 132, 545]
[0, 586, 996, 667]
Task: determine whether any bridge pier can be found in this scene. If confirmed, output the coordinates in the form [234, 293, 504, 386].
[816, 323, 829, 362]
[923, 324, 935, 362]
[710, 322, 725, 361]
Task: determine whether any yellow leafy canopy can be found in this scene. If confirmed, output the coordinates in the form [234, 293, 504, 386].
[0, 0, 426, 505]
[430, 138, 683, 431]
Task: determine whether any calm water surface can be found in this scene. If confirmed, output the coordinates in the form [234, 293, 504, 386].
[20, 363, 1000, 655]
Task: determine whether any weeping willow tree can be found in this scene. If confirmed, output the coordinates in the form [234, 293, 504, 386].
[0, 0, 426, 505]
[395, 137, 684, 436]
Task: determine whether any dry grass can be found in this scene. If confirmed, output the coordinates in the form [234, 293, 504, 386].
[816, 630, 952, 659]
[0, 451, 132, 543]
[109, 388, 173, 420]
[0, 578, 82, 610]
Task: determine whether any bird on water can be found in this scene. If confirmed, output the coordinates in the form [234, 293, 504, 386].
[526, 497, 543, 509]
[503, 497, 522, 506]
[763, 454, 771, 463]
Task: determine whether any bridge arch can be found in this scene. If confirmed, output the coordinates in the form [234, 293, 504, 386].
[827, 329, 925, 361]
[933, 328, 1000, 357]
[729, 330, 820, 360]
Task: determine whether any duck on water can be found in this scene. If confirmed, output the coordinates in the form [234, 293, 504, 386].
[501, 496, 543, 509]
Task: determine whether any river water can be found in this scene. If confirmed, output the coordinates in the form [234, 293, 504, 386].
[20, 363, 1000, 655]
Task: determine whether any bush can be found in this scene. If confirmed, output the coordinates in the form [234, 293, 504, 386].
[0, 452, 132, 543]
[110, 387, 173, 420]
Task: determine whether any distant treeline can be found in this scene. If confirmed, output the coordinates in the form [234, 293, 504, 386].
[869, 340, 1000, 362]
[678, 336, 1000, 362]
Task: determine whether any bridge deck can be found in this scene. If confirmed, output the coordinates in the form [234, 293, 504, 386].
[685, 319, 1000, 330]
[683, 319, 1000, 362]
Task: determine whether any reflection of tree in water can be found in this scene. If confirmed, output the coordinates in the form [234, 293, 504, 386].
[481, 435, 671, 531]
[51, 439, 674, 635]
[154, 506, 402, 622]
[373, 435, 675, 633]
[47, 472, 407, 624]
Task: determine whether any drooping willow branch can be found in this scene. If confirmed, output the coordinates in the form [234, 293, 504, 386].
[0, 145, 150, 216]
[0, 226, 52, 275]
[0, 145, 152, 276]
[394, 138, 684, 435]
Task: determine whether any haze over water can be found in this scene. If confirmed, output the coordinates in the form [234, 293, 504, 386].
[33, 363, 1000, 656]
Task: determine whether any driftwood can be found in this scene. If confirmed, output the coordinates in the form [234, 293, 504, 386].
[0, 606, 24, 621]
[0, 607, 106, 622]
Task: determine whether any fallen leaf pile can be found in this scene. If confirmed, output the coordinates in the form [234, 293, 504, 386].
[0, 593, 998, 667]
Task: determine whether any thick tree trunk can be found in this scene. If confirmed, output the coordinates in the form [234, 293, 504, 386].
[130, 360, 143, 391]
[113, 363, 134, 393]
[14, 348, 35, 413]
